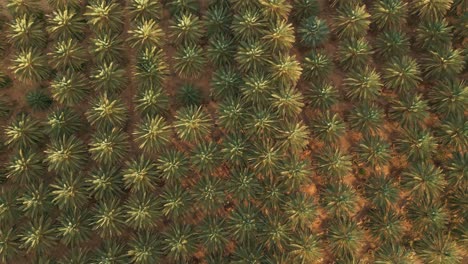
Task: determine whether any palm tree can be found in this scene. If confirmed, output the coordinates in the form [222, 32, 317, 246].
[7, 0, 39, 15]
[231, 8, 266, 41]
[310, 110, 346, 144]
[25, 89, 52, 111]
[174, 43, 206, 78]
[87, 166, 123, 200]
[371, 0, 408, 30]
[344, 66, 382, 102]
[44, 135, 88, 173]
[161, 184, 192, 220]
[248, 139, 283, 177]
[133, 115, 171, 154]
[0, 228, 18, 263]
[128, 19, 165, 49]
[50, 70, 89, 106]
[50, 173, 87, 210]
[436, 116, 467, 151]
[193, 176, 226, 212]
[412, 0, 453, 21]
[176, 83, 203, 106]
[56, 209, 92, 246]
[288, 229, 323, 264]
[0, 71, 12, 89]
[333, 4, 370, 39]
[48, 39, 87, 71]
[18, 183, 51, 218]
[227, 168, 261, 202]
[235, 40, 270, 73]
[326, 215, 364, 263]
[231, 243, 265, 263]
[259, 177, 287, 211]
[10, 48, 49, 82]
[396, 127, 437, 161]
[174, 105, 212, 143]
[46, 107, 82, 138]
[374, 30, 410, 59]
[84, 0, 124, 33]
[374, 242, 415, 263]
[415, 233, 461, 264]
[302, 50, 333, 81]
[270, 54, 303, 88]
[136, 47, 170, 88]
[157, 149, 189, 184]
[291, 0, 319, 22]
[271, 86, 304, 119]
[6, 149, 44, 185]
[91, 62, 127, 94]
[170, 12, 204, 45]
[367, 208, 404, 244]
[89, 30, 125, 64]
[221, 133, 249, 167]
[86, 93, 128, 128]
[127, 231, 162, 264]
[444, 152, 467, 187]
[298, 16, 329, 48]
[167, 0, 199, 15]
[364, 173, 400, 209]
[280, 157, 311, 191]
[429, 79, 467, 117]
[217, 96, 247, 133]
[48, 0, 81, 10]
[8, 14, 46, 48]
[19, 217, 57, 255]
[206, 35, 236, 67]
[228, 203, 261, 243]
[124, 192, 161, 230]
[329, 0, 362, 8]
[4, 113, 44, 148]
[89, 127, 129, 166]
[382, 56, 422, 93]
[205, 3, 232, 37]
[91, 198, 125, 238]
[415, 19, 453, 50]
[403, 162, 446, 200]
[355, 135, 391, 168]
[260, 213, 291, 253]
[58, 248, 90, 264]
[128, 0, 162, 21]
[259, 0, 292, 21]
[337, 37, 372, 71]
[197, 216, 229, 253]
[278, 121, 310, 154]
[407, 197, 449, 234]
[315, 146, 352, 180]
[0, 188, 20, 226]
[283, 193, 317, 229]
[47, 8, 86, 40]
[321, 182, 358, 217]
[123, 155, 159, 193]
[163, 223, 198, 263]
[134, 86, 170, 117]
[92, 241, 128, 263]
[347, 102, 384, 135]
[389, 93, 429, 128]
[305, 81, 339, 110]
[191, 141, 221, 173]
[422, 48, 465, 80]
[241, 70, 273, 106]
[263, 20, 295, 52]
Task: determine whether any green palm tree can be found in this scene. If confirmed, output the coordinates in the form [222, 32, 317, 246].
[18, 183, 51, 218]
[291, 0, 319, 22]
[50, 70, 89, 106]
[260, 213, 291, 253]
[84, 0, 124, 32]
[389, 93, 429, 128]
[329, 0, 362, 8]
[259, 0, 292, 20]
[7, 0, 39, 15]
[333, 4, 371, 39]
[46, 107, 82, 138]
[227, 168, 261, 202]
[127, 231, 162, 264]
[371, 0, 408, 30]
[86, 93, 128, 128]
[347, 102, 384, 135]
[174, 43, 206, 78]
[91, 198, 125, 238]
[167, 0, 199, 15]
[207, 35, 236, 67]
[310, 110, 346, 144]
[89, 30, 125, 64]
[374, 30, 410, 59]
[92, 241, 128, 264]
[5, 113, 44, 148]
[402, 162, 446, 200]
[161, 184, 192, 220]
[136, 47, 170, 88]
[191, 141, 221, 173]
[176, 83, 203, 106]
[231, 243, 265, 263]
[436, 116, 467, 151]
[50, 173, 87, 210]
[298, 16, 329, 48]
[270, 54, 303, 88]
[337, 37, 372, 71]
[415, 233, 461, 264]
[248, 139, 283, 176]
[271, 86, 304, 120]
[231, 8, 266, 41]
[278, 121, 310, 154]
[87, 166, 123, 200]
[56, 209, 92, 246]
[163, 223, 197, 263]
[407, 197, 449, 234]
[128, 19, 164, 49]
[321, 182, 358, 217]
[280, 157, 311, 191]
[221, 133, 249, 167]
[235, 40, 270, 73]
[89, 127, 129, 166]
[134, 86, 170, 117]
[91, 61, 127, 94]
[170, 12, 204, 45]
[128, 0, 162, 21]
[44, 135, 88, 173]
[19, 217, 57, 255]
[133, 115, 171, 154]
[174, 105, 212, 143]
[217, 96, 247, 133]
[228, 203, 261, 243]
[47, 8, 86, 40]
[364, 173, 400, 209]
[241, 70, 273, 106]
[415, 19, 453, 50]
[422, 48, 465, 80]
[429, 79, 467, 117]
[283, 193, 317, 229]
[58, 248, 90, 264]
[382, 56, 422, 93]
[396, 127, 437, 161]
[367, 208, 404, 244]
[412, 0, 453, 21]
[205, 3, 232, 36]
[344, 66, 382, 102]
[0, 71, 12, 89]
[0, 228, 18, 263]
[197, 216, 229, 253]
[123, 155, 159, 193]
[326, 216, 364, 263]
[48, 0, 81, 10]
[288, 229, 323, 264]
[302, 50, 333, 81]
[10, 48, 49, 82]
[124, 192, 161, 230]
[6, 149, 44, 185]
[444, 152, 467, 187]
[157, 149, 189, 184]
[0, 188, 19, 226]
[193, 176, 226, 212]
[305, 81, 339, 110]
[315, 146, 352, 180]
[355, 135, 391, 168]
[263, 20, 295, 52]
[25, 89, 52, 111]
[8, 14, 46, 48]
[374, 242, 415, 264]
[49, 38, 87, 71]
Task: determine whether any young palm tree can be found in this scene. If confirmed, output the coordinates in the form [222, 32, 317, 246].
[193, 176, 226, 212]
[389, 93, 429, 128]
[302, 50, 333, 82]
[84, 0, 124, 33]
[221, 133, 249, 167]
[0, 228, 18, 263]
[26, 89, 52, 111]
[305, 82, 339, 110]
[0, 71, 12, 89]
[283, 193, 317, 229]
[89, 127, 129, 166]
[333, 4, 371, 39]
[197, 216, 229, 253]
[134, 87, 170, 117]
[347, 103, 384, 135]
[259, 0, 292, 21]
[176, 83, 203, 106]
[315, 146, 353, 180]
[277, 121, 310, 154]
[174, 105, 212, 143]
[374, 30, 410, 59]
[280, 157, 311, 191]
[170, 12, 204, 45]
[191, 141, 221, 173]
[371, 0, 408, 30]
[364, 173, 400, 209]
[407, 197, 449, 234]
[4, 113, 44, 148]
[231, 8, 267, 41]
[50, 70, 89, 106]
[0, 188, 19, 226]
[415, 19, 453, 51]
[412, 0, 453, 21]
[50, 173, 87, 210]
[128, 19, 165, 49]
[124, 192, 161, 230]
[46, 107, 82, 138]
[89, 30, 125, 64]
[259, 213, 291, 253]
[396, 127, 437, 162]
[58, 248, 90, 264]
[205, 3, 232, 36]
[91, 198, 125, 238]
[310, 110, 346, 144]
[248, 139, 283, 176]
[422, 48, 465, 80]
[344, 66, 382, 102]
[87, 166, 123, 201]
[288, 229, 323, 264]
[355, 135, 391, 168]
[321, 182, 358, 217]
[291, 0, 319, 22]
[167, 0, 199, 15]
[48, 0, 81, 10]
[235, 40, 270, 73]
[19, 217, 57, 255]
[382, 56, 422, 93]
[133, 115, 171, 154]
[271, 86, 304, 119]
[429, 79, 467, 117]
[91, 62, 127, 94]
[298, 16, 329, 48]
[18, 183, 51, 218]
[227, 168, 261, 202]
[402, 162, 446, 200]
[270, 54, 303, 88]
[259, 177, 287, 211]
[207, 35, 236, 67]
[262, 20, 295, 52]
[415, 233, 461, 264]
[86, 93, 128, 128]
[56, 209, 92, 246]
[92, 241, 128, 263]
[366, 208, 404, 244]
[436, 116, 467, 151]
[127, 231, 162, 264]
[231, 243, 265, 263]
[44, 135, 88, 173]
[47, 8, 86, 40]
[161, 184, 192, 220]
[217, 96, 247, 133]
[241, 70, 273, 106]
[10, 48, 49, 82]
[173, 43, 206, 78]
[326, 215, 364, 263]
[163, 223, 197, 263]
[6, 0, 39, 15]
[6, 149, 44, 185]
[128, 0, 162, 21]
[136, 47, 170, 88]
[48, 39, 87, 71]
[8, 14, 46, 48]
[337, 37, 372, 71]
[228, 203, 261, 243]
[444, 152, 467, 187]
[157, 149, 189, 185]
[374, 242, 414, 264]
[123, 155, 159, 193]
